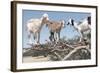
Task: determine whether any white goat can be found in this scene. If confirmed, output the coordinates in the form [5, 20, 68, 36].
[46, 20, 65, 42]
[26, 13, 49, 45]
[67, 16, 91, 42]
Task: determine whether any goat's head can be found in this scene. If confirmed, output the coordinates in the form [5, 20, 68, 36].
[41, 13, 49, 24]
[67, 19, 74, 26]
[42, 13, 48, 18]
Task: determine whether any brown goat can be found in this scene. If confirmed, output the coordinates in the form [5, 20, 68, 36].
[46, 20, 65, 42]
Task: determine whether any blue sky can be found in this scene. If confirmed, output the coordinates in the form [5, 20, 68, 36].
[22, 10, 90, 48]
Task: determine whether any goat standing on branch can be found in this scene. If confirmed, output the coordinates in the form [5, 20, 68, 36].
[26, 13, 49, 45]
[46, 20, 65, 43]
[67, 16, 91, 42]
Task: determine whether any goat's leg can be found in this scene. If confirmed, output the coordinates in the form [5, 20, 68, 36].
[58, 31, 60, 41]
[55, 32, 60, 43]
[54, 32, 58, 43]
[49, 35, 52, 41]
[49, 31, 54, 42]
[51, 32, 55, 42]
[56, 32, 59, 42]
[33, 33, 37, 45]
[79, 31, 83, 42]
[54, 32, 56, 42]
[53, 33, 55, 42]
[37, 32, 40, 45]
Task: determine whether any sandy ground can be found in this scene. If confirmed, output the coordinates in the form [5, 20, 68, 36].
[23, 56, 50, 63]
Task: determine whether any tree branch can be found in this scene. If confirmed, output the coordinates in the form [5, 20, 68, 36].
[62, 46, 90, 61]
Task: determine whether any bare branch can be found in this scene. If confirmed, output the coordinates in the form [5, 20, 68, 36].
[62, 46, 90, 61]
[53, 52, 62, 60]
